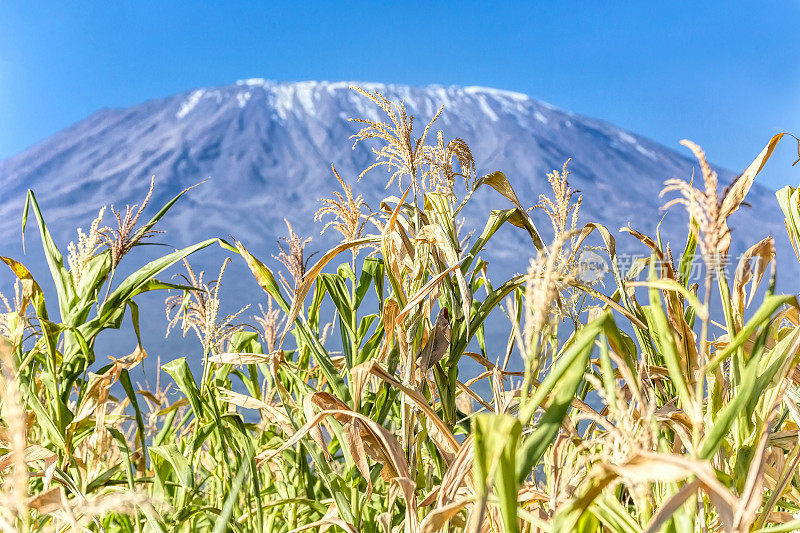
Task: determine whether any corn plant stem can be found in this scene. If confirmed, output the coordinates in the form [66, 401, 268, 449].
[188, 347, 225, 504]
[401, 317, 418, 472]
[275, 365, 356, 525]
[348, 264, 359, 407]
[715, 265, 739, 388]
[102, 266, 117, 306]
[698, 494, 707, 533]
[191, 348, 212, 450]
[399, 175, 423, 489]
[28, 332, 63, 434]
[695, 272, 712, 452]
[519, 328, 545, 422]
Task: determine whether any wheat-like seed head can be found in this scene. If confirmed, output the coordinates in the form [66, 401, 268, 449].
[421, 131, 476, 200]
[254, 296, 283, 353]
[67, 206, 109, 288]
[660, 140, 734, 269]
[544, 373, 659, 518]
[349, 85, 441, 195]
[100, 176, 163, 269]
[274, 219, 316, 293]
[589, 375, 658, 467]
[315, 165, 374, 247]
[523, 232, 577, 359]
[42, 489, 157, 531]
[532, 159, 582, 238]
[165, 258, 249, 353]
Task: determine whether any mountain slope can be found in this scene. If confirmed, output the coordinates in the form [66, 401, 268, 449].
[1, 79, 784, 252]
[0, 79, 789, 344]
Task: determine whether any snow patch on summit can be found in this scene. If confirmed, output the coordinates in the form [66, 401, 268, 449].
[617, 131, 657, 160]
[464, 86, 529, 102]
[475, 95, 499, 122]
[236, 92, 251, 108]
[237, 78, 272, 87]
[176, 89, 205, 119]
[635, 144, 657, 160]
[270, 82, 320, 120]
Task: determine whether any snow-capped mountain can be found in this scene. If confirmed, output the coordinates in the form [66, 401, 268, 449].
[0, 79, 790, 352]
[0, 80, 783, 253]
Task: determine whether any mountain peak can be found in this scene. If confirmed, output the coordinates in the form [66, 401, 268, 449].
[171, 79, 553, 124]
[0, 79, 784, 264]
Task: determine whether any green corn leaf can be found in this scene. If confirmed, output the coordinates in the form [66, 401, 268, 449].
[462, 209, 525, 274]
[120, 368, 148, 460]
[777, 185, 800, 260]
[18, 379, 66, 451]
[516, 314, 605, 482]
[355, 257, 383, 309]
[474, 413, 522, 533]
[150, 444, 194, 490]
[308, 278, 328, 330]
[645, 260, 693, 410]
[592, 492, 642, 533]
[22, 190, 75, 319]
[678, 218, 698, 287]
[234, 239, 288, 309]
[706, 294, 797, 372]
[135, 181, 204, 243]
[87, 238, 217, 332]
[212, 448, 251, 533]
[108, 427, 135, 490]
[452, 274, 525, 356]
[163, 357, 204, 420]
[699, 350, 763, 459]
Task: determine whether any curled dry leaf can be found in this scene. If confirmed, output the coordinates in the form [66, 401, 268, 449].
[418, 307, 451, 375]
[420, 498, 472, 533]
[733, 236, 775, 317]
[721, 133, 787, 220]
[0, 445, 57, 472]
[27, 486, 62, 515]
[364, 361, 460, 463]
[343, 420, 373, 497]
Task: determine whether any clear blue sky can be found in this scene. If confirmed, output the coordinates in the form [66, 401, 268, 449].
[1, 1, 799, 188]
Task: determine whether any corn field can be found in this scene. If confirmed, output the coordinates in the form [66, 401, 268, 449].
[1, 86, 800, 532]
